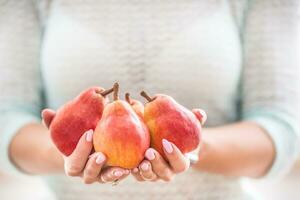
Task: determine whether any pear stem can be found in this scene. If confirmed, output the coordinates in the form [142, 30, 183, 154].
[113, 82, 119, 101]
[100, 87, 114, 96]
[140, 91, 154, 102]
[125, 93, 131, 104]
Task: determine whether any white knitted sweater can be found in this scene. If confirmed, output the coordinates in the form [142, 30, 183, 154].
[0, 0, 299, 199]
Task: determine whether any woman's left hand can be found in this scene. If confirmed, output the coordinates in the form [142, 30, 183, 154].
[132, 108, 207, 182]
[132, 140, 190, 182]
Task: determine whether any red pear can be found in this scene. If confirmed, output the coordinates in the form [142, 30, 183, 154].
[125, 93, 144, 119]
[49, 86, 113, 156]
[140, 91, 201, 158]
[93, 84, 150, 169]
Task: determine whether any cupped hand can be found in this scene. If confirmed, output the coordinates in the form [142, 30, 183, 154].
[132, 108, 207, 182]
[42, 109, 130, 184]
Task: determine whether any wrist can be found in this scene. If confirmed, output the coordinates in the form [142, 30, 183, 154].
[44, 143, 64, 174]
[191, 128, 217, 171]
[10, 123, 64, 174]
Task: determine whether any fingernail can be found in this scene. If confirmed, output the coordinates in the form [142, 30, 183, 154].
[132, 168, 138, 173]
[141, 163, 149, 171]
[145, 149, 155, 160]
[114, 170, 123, 177]
[86, 129, 93, 142]
[162, 139, 173, 153]
[125, 170, 130, 174]
[95, 153, 105, 164]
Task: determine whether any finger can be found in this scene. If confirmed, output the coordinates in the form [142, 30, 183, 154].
[131, 167, 145, 182]
[100, 167, 130, 183]
[192, 108, 207, 125]
[64, 129, 94, 176]
[41, 109, 56, 128]
[138, 160, 157, 181]
[82, 152, 106, 184]
[144, 148, 174, 182]
[162, 139, 190, 173]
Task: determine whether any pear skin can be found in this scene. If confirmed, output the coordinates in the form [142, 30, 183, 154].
[93, 84, 150, 169]
[125, 93, 144, 119]
[141, 91, 201, 158]
[50, 86, 113, 156]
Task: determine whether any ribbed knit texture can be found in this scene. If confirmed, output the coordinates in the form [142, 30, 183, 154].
[0, 0, 299, 199]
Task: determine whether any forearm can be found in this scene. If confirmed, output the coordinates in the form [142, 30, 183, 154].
[9, 123, 64, 175]
[194, 121, 275, 178]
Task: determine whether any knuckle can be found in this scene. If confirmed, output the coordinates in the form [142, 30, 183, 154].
[66, 170, 79, 177]
[98, 179, 104, 184]
[100, 175, 109, 183]
[162, 174, 174, 182]
[84, 168, 95, 177]
[142, 173, 153, 180]
[83, 177, 94, 184]
[65, 169, 79, 176]
[141, 171, 156, 181]
[174, 164, 189, 173]
[65, 164, 82, 176]
[156, 168, 168, 176]
[150, 176, 159, 182]
[142, 176, 154, 181]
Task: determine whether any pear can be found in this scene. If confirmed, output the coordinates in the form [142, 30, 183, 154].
[50, 86, 113, 156]
[140, 91, 201, 158]
[125, 93, 144, 119]
[93, 83, 150, 169]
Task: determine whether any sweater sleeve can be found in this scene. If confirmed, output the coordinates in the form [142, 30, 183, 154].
[0, 0, 42, 175]
[241, 0, 300, 179]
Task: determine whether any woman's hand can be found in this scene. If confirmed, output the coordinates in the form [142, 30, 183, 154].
[132, 140, 191, 182]
[42, 109, 130, 184]
[131, 108, 207, 182]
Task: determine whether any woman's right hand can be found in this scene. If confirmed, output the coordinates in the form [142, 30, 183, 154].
[42, 109, 130, 184]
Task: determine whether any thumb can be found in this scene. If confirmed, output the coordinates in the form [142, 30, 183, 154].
[41, 108, 56, 128]
[192, 108, 207, 126]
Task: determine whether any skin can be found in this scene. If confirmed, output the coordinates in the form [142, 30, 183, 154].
[9, 108, 275, 184]
[132, 109, 275, 181]
[10, 109, 129, 184]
